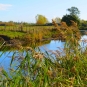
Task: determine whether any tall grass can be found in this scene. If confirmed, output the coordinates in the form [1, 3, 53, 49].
[0, 20, 87, 87]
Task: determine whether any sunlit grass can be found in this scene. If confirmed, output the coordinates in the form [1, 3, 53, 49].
[0, 30, 25, 39]
[0, 26, 56, 41]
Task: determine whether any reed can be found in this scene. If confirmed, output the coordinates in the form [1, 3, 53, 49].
[0, 20, 87, 87]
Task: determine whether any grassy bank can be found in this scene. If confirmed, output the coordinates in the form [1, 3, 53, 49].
[0, 25, 62, 49]
[0, 25, 57, 40]
[0, 30, 25, 39]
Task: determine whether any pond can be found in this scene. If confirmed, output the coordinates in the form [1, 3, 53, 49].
[0, 30, 87, 71]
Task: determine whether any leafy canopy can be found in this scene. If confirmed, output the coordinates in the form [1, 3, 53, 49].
[67, 6, 80, 16]
[35, 14, 48, 25]
[62, 7, 80, 26]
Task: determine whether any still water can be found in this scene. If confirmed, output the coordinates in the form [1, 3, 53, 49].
[0, 30, 87, 70]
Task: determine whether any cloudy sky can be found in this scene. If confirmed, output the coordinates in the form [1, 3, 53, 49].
[0, 0, 87, 23]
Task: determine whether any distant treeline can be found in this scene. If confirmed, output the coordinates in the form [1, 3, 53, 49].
[0, 21, 59, 26]
[0, 21, 30, 26]
[0, 21, 55, 26]
[31, 23, 58, 26]
[0, 20, 87, 30]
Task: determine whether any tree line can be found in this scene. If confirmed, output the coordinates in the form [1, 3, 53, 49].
[36, 7, 81, 26]
[35, 7, 87, 30]
[0, 6, 87, 29]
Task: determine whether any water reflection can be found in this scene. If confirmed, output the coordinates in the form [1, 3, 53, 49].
[0, 52, 11, 70]
[38, 40, 64, 52]
[0, 40, 65, 70]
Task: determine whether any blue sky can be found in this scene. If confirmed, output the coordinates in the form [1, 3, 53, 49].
[0, 0, 87, 23]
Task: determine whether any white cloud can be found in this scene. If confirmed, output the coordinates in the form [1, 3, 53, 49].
[0, 4, 12, 10]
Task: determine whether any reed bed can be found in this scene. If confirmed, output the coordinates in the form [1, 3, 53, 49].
[0, 21, 87, 87]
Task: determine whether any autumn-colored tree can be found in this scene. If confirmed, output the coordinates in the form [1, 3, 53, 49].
[35, 14, 48, 24]
[8, 21, 14, 26]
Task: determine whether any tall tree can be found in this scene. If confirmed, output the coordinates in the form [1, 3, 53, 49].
[61, 15, 80, 26]
[36, 14, 48, 24]
[67, 7, 80, 16]
[62, 7, 80, 26]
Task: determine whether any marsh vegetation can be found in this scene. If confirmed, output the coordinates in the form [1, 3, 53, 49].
[0, 20, 87, 87]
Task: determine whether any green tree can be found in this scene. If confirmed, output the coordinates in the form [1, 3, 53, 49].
[67, 7, 80, 16]
[61, 14, 80, 26]
[35, 14, 48, 24]
[80, 20, 87, 30]
[61, 7, 80, 26]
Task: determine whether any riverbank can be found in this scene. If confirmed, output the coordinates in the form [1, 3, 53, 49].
[0, 25, 66, 50]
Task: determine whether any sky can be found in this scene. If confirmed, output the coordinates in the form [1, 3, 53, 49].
[0, 0, 87, 23]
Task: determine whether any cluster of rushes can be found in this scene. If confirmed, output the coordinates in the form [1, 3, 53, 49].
[0, 20, 87, 87]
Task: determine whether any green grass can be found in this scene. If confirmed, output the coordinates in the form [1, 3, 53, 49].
[0, 30, 25, 39]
